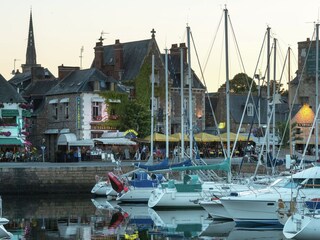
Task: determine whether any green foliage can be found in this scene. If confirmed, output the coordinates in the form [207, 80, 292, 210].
[134, 62, 152, 106]
[277, 121, 289, 146]
[120, 100, 151, 137]
[100, 64, 151, 137]
[220, 73, 257, 93]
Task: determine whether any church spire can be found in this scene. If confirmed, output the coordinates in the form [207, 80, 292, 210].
[22, 9, 40, 73]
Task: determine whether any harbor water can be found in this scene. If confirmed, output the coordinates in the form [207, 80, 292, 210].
[0, 194, 289, 239]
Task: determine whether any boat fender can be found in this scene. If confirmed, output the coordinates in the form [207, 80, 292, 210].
[278, 199, 285, 209]
[171, 192, 175, 199]
[124, 186, 129, 192]
[230, 192, 238, 197]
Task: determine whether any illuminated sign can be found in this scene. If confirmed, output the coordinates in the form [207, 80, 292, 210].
[76, 96, 81, 129]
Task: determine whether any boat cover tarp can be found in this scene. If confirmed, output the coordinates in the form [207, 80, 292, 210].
[170, 158, 230, 172]
[134, 158, 192, 171]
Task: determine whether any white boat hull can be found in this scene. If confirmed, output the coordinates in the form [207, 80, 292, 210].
[221, 198, 279, 224]
[199, 199, 232, 219]
[91, 182, 117, 197]
[283, 213, 320, 240]
[0, 225, 13, 239]
[116, 187, 155, 202]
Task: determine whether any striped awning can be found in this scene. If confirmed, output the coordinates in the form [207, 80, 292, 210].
[0, 138, 24, 145]
[1, 109, 19, 117]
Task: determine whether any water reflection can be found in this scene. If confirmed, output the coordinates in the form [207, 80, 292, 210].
[0, 194, 289, 239]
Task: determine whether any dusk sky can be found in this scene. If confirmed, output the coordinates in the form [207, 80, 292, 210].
[1, 0, 319, 92]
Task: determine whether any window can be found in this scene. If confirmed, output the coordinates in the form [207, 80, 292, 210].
[64, 103, 69, 119]
[93, 81, 100, 92]
[299, 96, 309, 105]
[92, 102, 102, 121]
[247, 103, 254, 117]
[52, 103, 58, 120]
[150, 71, 160, 85]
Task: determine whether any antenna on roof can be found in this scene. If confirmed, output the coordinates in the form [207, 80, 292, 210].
[11, 59, 21, 75]
[79, 46, 84, 69]
[98, 31, 109, 43]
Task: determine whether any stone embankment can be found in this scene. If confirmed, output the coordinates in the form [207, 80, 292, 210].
[0, 161, 286, 194]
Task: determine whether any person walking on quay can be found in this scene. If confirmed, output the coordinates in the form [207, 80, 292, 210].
[173, 145, 179, 163]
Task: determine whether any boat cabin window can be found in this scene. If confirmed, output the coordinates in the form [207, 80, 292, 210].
[280, 178, 301, 189]
[301, 178, 320, 188]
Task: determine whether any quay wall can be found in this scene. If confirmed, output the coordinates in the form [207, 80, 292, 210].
[0, 163, 283, 194]
[0, 165, 134, 194]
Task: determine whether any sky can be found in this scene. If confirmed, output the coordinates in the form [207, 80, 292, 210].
[0, 0, 319, 92]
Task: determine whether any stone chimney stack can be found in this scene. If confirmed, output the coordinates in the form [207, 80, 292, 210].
[58, 65, 80, 80]
[94, 41, 104, 70]
[114, 39, 124, 80]
[170, 43, 187, 63]
[179, 43, 187, 63]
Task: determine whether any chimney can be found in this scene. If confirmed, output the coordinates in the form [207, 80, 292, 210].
[94, 41, 104, 70]
[114, 39, 124, 75]
[170, 43, 187, 63]
[170, 44, 179, 55]
[58, 65, 80, 80]
[179, 43, 187, 63]
[31, 66, 45, 83]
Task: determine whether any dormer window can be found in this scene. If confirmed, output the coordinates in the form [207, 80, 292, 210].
[94, 81, 100, 92]
[247, 103, 254, 117]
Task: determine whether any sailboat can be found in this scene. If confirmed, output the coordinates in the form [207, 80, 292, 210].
[283, 207, 320, 240]
[108, 170, 166, 202]
[148, 7, 264, 209]
[282, 22, 320, 240]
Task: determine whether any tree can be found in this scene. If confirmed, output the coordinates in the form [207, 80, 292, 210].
[121, 100, 150, 137]
[100, 91, 151, 138]
[219, 73, 257, 93]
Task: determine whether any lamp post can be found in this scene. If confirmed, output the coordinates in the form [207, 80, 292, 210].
[41, 145, 45, 162]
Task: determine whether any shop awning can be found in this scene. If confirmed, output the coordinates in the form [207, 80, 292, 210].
[91, 97, 104, 102]
[60, 98, 69, 103]
[0, 138, 24, 145]
[44, 129, 59, 134]
[22, 110, 31, 117]
[57, 133, 77, 145]
[94, 138, 136, 146]
[1, 109, 19, 117]
[60, 128, 70, 134]
[49, 99, 58, 104]
[69, 139, 94, 147]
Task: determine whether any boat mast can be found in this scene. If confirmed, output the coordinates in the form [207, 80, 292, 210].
[316, 23, 319, 161]
[180, 47, 185, 161]
[165, 49, 169, 159]
[187, 25, 193, 159]
[266, 26, 271, 159]
[224, 7, 231, 183]
[150, 54, 155, 164]
[272, 38, 277, 165]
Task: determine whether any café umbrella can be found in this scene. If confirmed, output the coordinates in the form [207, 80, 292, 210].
[143, 133, 178, 142]
[194, 132, 220, 142]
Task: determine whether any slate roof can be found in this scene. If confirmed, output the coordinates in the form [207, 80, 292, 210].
[46, 68, 116, 96]
[229, 95, 291, 124]
[0, 74, 25, 103]
[8, 71, 31, 85]
[166, 54, 205, 89]
[22, 78, 59, 97]
[9, 68, 55, 86]
[100, 39, 152, 81]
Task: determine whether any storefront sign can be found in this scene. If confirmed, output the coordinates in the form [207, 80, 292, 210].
[76, 97, 81, 129]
